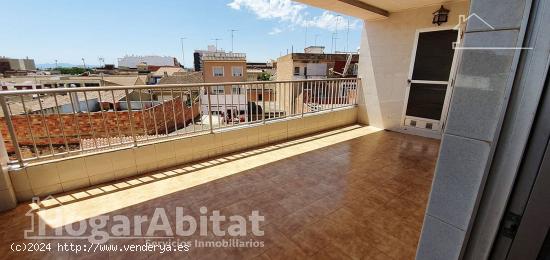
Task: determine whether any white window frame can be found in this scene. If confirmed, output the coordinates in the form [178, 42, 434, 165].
[231, 66, 243, 77]
[211, 86, 225, 94]
[401, 26, 461, 136]
[231, 85, 242, 95]
[293, 66, 300, 76]
[213, 66, 224, 77]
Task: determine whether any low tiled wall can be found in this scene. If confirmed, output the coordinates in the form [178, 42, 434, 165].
[8, 107, 357, 202]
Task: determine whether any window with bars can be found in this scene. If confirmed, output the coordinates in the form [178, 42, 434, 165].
[231, 85, 242, 94]
[211, 86, 225, 94]
[232, 66, 243, 77]
[213, 67, 224, 77]
[294, 66, 300, 76]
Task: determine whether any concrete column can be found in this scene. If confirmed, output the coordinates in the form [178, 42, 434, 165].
[0, 134, 18, 211]
[416, 0, 533, 259]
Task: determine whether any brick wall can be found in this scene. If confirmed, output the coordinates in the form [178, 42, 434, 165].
[303, 89, 356, 104]
[247, 89, 273, 102]
[0, 97, 200, 153]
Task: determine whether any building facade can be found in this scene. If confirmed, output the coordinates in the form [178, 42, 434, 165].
[193, 45, 218, 72]
[276, 50, 359, 81]
[117, 55, 180, 69]
[200, 52, 248, 123]
[275, 49, 359, 115]
[0, 57, 36, 73]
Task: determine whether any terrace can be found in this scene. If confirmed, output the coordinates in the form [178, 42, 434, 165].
[0, 75, 436, 258]
[0, 124, 439, 259]
[0, 0, 546, 259]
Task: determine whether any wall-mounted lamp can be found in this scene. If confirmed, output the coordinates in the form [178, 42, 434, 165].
[432, 5, 450, 26]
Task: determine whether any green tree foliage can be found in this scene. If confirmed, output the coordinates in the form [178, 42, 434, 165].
[55, 67, 91, 75]
[257, 72, 272, 81]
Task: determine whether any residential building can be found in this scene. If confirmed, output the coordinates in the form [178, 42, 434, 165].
[0, 57, 36, 74]
[202, 52, 246, 83]
[200, 52, 248, 123]
[117, 55, 180, 69]
[157, 71, 204, 85]
[276, 48, 359, 80]
[246, 61, 274, 81]
[0, 75, 147, 118]
[275, 49, 359, 115]
[246, 61, 274, 71]
[1, 75, 145, 90]
[147, 66, 185, 84]
[304, 45, 325, 54]
[0, 75, 148, 102]
[246, 69, 264, 82]
[193, 45, 218, 71]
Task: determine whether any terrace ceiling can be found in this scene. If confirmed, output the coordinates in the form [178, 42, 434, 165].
[296, 0, 468, 20]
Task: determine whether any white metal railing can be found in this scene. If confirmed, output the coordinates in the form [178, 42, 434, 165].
[202, 52, 246, 60]
[0, 78, 360, 166]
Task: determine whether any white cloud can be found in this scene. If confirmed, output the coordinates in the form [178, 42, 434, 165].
[304, 11, 360, 31]
[227, 0, 359, 31]
[228, 0, 306, 24]
[268, 28, 283, 35]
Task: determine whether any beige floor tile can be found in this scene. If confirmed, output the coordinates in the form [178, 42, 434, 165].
[1, 126, 439, 259]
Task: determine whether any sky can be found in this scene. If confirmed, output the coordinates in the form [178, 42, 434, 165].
[0, 0, 362, 68]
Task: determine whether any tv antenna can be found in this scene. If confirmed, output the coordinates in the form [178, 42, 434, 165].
[314, 34, 320, 46]
[334, 15, 342, 53]
[212, 38, 222, 51]
[230, 30, 237, 52]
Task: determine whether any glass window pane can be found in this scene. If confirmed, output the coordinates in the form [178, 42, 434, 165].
[211, 86, 224, 94]
[411, 30, 458, 81]
[406, 83, 447, 120]
[213, 67, 224, 77]
[232, 67, 243, 77]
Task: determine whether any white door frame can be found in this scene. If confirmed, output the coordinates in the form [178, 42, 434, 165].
[400, 26, 462, 137]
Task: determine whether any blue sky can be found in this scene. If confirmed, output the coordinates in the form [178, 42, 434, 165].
[0, 0, 362, 67]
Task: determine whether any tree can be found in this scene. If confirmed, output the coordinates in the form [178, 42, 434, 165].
[56, 67, 91, 75]
[257, 72, 272, 81]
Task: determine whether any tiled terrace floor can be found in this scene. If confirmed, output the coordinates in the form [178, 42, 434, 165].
[0, 125, 440, 259]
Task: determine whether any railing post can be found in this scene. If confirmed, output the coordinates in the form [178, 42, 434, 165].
[262, 83, 266, 124]
[301, 81, 305, 118]
[0, 96, 24, 167]
[331, 80, 335, 111]
[355, 78, 361, 106]
[124, 89, 138, 147]
[206, 87, 214, 134]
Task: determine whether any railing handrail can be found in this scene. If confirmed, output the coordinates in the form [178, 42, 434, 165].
[0, 78, 359, 96]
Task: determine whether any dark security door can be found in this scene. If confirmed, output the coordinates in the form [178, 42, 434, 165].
[403, 28, 459, 133]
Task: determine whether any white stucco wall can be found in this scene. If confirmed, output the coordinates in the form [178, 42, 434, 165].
[358, 1, 470, 130]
